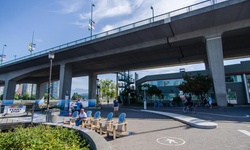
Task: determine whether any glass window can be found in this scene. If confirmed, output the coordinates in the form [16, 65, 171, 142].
[225, 75, 242, 83]
[164, 93, 177, 100]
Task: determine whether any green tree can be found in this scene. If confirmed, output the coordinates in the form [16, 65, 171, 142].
[71, 93, 82, 100]
[178, 73, 212, 98]
[137, 84, 162, 100]
[30, 94, 36, 100]
[100, 79, 116, 103]
[148, 85, 162, 98]
[14, 94, 20, 100]
[22, 92, 30, 100]
[44, 93, 48, 100]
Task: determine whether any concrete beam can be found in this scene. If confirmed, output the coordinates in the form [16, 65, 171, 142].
[169, 19, 250, 44]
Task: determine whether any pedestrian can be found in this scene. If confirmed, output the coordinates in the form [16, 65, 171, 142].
[76, 99, 82, 113]
[113, 97, 119, 116]
[75, 109, 87, 126]
[208, 96, 212, 109]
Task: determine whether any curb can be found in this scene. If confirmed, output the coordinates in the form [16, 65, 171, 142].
[141, 110, 218, 129]
[44, 123, 112, 150]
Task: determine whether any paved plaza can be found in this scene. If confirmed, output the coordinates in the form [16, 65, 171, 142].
[1, 104, 250, 150]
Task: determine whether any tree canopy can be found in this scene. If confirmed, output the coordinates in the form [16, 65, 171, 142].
[137, 83, 162, 99]
[100, 79, 116, 100]
[178, 73, 213, 97]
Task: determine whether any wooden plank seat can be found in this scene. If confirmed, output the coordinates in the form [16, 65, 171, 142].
[84, 111, 101, 130]
[95, 112, 113, 135]
[107, 113, 128, 139]
[81, 110, 92, 127]
[63, 111, 78, 126]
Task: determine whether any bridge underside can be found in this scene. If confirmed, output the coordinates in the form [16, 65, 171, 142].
[5, 25, 249, 85]
[0, 0, 249, 85]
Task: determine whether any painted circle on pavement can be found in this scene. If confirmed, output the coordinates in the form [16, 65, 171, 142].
[156, 137, 185, 146]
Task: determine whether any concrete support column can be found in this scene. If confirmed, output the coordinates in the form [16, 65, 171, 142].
[243, 74, 250, 104]
[206, 36, 227, 106]
[88, 74, 97, 99]
[59, 64, 72, 100]
[36, 82, 46, 100]
[203, 58, 209, 70]
[116, 72, 119, 96]
[3, 80, 16, 100]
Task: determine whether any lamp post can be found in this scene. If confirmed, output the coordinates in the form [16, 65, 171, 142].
[90, 3, 95, 38]
[151, 6, 154, 22]
[96, 79, 100, 105]
[1, 44, 7, 65]
[96, 79, 100, 97]
[46, 51, 55, 122]
[141, 86, 148, 110]
[28, 31, 35, 55]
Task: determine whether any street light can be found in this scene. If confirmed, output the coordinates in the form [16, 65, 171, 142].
[1, 44, 7, 65]
[151, 6, 154, 22]
[28, 31, 35, 54]
[46, 51, 55, 122]
[90, 3, 95, 38]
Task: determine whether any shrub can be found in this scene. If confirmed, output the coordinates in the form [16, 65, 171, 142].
[0, 125, 89, 150]
[172, 96, 182, 106]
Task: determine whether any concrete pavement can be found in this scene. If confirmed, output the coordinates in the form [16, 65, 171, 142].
[1, 104, 249, 150]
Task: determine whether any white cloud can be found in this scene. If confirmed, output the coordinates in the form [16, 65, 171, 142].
[71, 21, 85, 28]
[96, 0, 199, 32]
[52, 0, 85, 14]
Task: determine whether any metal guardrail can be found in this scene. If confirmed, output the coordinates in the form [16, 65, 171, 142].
[1, 0, 229, 67]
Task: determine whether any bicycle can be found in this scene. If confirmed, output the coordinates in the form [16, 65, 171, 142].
[183, 101, 196, 114]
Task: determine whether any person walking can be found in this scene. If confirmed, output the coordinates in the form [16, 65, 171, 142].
[76, 99, 82, 113]
[113, 97, 119, 116]
[208, 96, 213, 109]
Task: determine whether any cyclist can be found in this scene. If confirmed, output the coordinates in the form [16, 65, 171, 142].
[183, 93, 196, 113]
[185, 93, 193, 107]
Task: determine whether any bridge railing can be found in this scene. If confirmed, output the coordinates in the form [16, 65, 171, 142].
[1, 0, 228, 66]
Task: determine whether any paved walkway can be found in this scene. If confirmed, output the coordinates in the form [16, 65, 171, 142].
[1, 104, 249, 150]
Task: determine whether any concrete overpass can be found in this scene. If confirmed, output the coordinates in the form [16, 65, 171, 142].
[0, 0, 249, 106]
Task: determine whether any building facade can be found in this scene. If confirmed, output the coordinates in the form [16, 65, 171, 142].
[136, 61, 250, 105]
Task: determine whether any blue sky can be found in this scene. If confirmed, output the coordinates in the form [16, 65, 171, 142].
[1, 0, 249, 91]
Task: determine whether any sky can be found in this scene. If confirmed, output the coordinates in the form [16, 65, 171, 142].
[1, 0, 250, 91]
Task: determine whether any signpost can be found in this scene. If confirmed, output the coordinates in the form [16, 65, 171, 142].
[141, 86, 148, 110]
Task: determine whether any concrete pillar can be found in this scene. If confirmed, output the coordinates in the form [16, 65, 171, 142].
[3, 80, 16, 100]
[203, 58, 209, 70]
[116, 72, 119, 97]
[243, 74, 250, 104]
[88, 74, 97, 99]
[59, 64, 72, 100]
[36, 82, 47, 100]
[206, 36, 227, 106]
